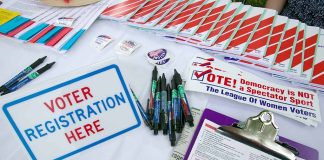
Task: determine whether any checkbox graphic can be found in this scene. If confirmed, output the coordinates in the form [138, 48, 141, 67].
[191, 70, 207, 81]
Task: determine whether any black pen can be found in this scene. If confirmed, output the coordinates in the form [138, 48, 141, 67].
[161, 74, 168, 135]
[153, 77, 161, 135]
[148, 66, 158, 125]
[0, 56, 47, 94]
[2, 62, 55, 95]
[174, 69, 194, 127]
[167, 84, 176, 146]
[130, 88, 152, 128]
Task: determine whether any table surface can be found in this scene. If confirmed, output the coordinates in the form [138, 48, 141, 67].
[0, 17, 323, 160]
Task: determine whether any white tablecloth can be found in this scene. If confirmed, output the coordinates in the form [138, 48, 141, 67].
[0, 19, 323, 159]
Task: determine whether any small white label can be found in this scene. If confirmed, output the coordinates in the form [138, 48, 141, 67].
[56, 17, 76, 27]
[116, 40, 141, 55]
[93, 35, 113, 50]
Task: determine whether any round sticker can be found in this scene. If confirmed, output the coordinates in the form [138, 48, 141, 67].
[147, 49, 167, 61]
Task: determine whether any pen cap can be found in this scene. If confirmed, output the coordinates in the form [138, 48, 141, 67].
[152, 66, 158, 81]
[167, 84, 171, 101]
[30, 56, 47, 69]
[37, 62, 55, 74]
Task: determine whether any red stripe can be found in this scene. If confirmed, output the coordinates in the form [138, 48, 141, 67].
[211, 11, 246, 41]
[278, 36, 295, 51]
[206, 9, 238, 38]
[291, 37, 304, 68]
[264, 24, 286, 57]
[275, 48, 293, 63]
[303, 44, 316, 71]
[181, 2, 214, 30]
[245, 36, 269, 52]
[195, 5, 226, 34]
[284, 27, 298, 38]
[305, 34, 318, 47]
[255, 64, 268, 68]
[245, 17, 275, 52]
[114, 3, 145, 18]
[104, 0, 144, 16]
[245, 55, 260, 60]
[231, 15, 261, 37]
[312, 61, 324, 77]
[239, 60, 253, 64]
[45, 27, 72, 46]
[226, 15, 261, 48]
[29, 25, 55, 43]
[102, 0, 138, 14]
[157, 1, 187, 24]
[166, 0, 204, 27]
[291, 52, 303, 68]
[146, 0, 177, 22]
[130, 0, 164, 19]
[290, 30, 304, 67]
[311, 74, 324, 85]
[7, 21, 34, 37]
[205, 123, 217, 131]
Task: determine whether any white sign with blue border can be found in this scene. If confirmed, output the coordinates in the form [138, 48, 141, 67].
[2, 62, 141, 160]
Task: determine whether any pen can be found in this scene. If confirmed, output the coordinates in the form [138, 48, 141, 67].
[153, 77, 161, 135]
[0, 56, 47, 93]
[171, 78, 181, 133]
[130, 88, 152, 128]
[149, 66, 158, 125]
[161, 74, 168, 135]
[174, 69, 194, 127]
[167, 84, 176, 146]
[1, 62, 55, 95]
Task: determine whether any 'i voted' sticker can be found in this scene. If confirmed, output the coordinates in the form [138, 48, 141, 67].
[147, 49, 167, 61]
[116, 40, 141, 55]
[146, 48, 173, 66]
[93, 35, 113, 50]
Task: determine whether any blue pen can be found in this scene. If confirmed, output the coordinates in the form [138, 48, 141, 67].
[2, 62, 55, 95]
[171, 78, 181, 133]
[153, 77, 161, 135]
[174, 69, 194, 127]
[0, 56, 47, 94]
[130, 88, 152, 128]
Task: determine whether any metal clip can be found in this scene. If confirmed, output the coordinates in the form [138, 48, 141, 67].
[219, 110, 297, 160]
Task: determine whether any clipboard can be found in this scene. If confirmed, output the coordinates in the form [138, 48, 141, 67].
[184, 109, 318, 160]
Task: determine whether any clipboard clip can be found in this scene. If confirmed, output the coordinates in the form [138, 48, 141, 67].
[219, 110, 298, 160]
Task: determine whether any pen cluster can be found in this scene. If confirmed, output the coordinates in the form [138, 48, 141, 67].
[0, 56, 55, 96]
[142, 66, 194, 146]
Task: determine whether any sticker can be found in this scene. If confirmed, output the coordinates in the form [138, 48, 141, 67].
[155, 58, 170, 65]
[0, 8, 20, 25]
[2, 62, 141, 159]
[147, 48, 167, 61]
[93, 35, 113, 50]
[56, 17, 76, 27]
[116, 40, 141, 55]
[146, 48, 173, 66]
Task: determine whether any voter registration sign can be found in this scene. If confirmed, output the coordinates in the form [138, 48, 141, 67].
[2, 62, 141, 159]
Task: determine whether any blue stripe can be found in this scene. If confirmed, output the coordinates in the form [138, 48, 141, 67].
[36, 26, 63, 44]
[60, 29, 85, 51]
[0, 16, 29, 34]
[19, 23, 48, 41]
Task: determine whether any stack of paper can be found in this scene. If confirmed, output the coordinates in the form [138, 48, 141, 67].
[185, 56, 321, 126]
[0, 0, 110, 53]
[100, 0, 324, 92]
